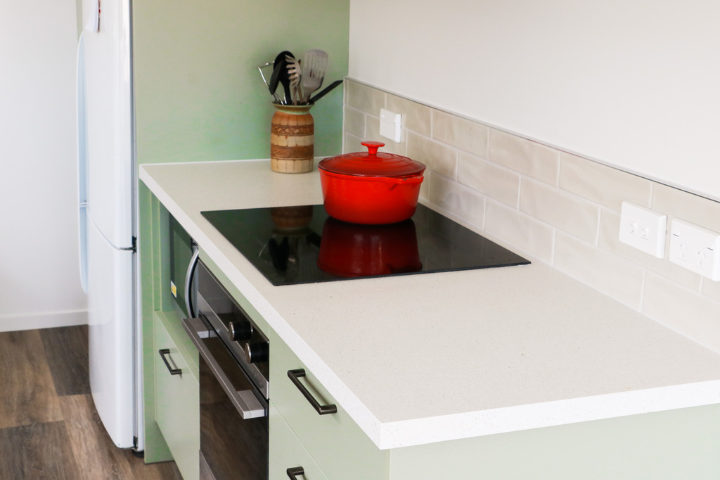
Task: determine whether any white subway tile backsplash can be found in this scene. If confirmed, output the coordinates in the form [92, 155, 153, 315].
[432, 110, 489, 157]
[643, 274, 720, 353]
[366, 116, 405, 155]
[652, 184, 720, 233]
[346, 80, 385, 116]
[427, 173, 485, 228]
[344, 132, 364, 154]
[554, 232, 646, 309]
[559, 153, 652, 211]
[407, 132, 457, 179]
[485, 200, 555, 264]
[520, 179, 600, 244]
[489, 129, 560, 185]
[387, 94, 432, 137]
[598, 209, 702, 291]
[457, 152, 520, 207]
[343, 81, 720, 346]
[703, 279, 720, 304]
[343, 107, 365, 138]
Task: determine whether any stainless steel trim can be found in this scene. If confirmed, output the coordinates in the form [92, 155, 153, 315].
[183, 318, 267, 419]
[187, 317, 215, 339]
[185, 243, 200, 317]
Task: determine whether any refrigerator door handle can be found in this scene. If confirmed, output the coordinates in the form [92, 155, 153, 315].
[77, 33, 89, 294]
[185, 243, 200, 318]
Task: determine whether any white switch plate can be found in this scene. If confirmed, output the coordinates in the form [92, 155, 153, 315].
[619, 202, 667, 258]
[380, 108, 403, 143]
[669, 219, 720, 281]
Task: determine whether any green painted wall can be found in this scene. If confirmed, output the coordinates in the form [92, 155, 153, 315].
[133, 0, 350, 164]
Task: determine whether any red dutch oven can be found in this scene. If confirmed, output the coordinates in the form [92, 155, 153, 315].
[317, 217, 422, 277]
[318, 141, 426, 225]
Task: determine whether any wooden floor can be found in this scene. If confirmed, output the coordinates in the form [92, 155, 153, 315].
[0, 326, 183, 480]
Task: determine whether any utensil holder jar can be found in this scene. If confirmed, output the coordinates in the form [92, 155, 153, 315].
[271, 104, 314, 174]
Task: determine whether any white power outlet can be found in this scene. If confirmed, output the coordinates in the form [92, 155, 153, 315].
[619, 202, 667, 258]
[380, 108, 403, 143]
[669, 219, 720, 281]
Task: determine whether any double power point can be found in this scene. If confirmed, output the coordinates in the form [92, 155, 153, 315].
[619, 201, 720, 281]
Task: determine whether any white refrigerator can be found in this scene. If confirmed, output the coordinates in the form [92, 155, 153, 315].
[77, 0, 142, 451]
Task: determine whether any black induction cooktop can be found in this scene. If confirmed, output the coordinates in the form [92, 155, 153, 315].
[201, 204, 530, 286]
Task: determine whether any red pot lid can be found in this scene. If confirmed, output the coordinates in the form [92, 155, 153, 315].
[319, 142, 426, 177]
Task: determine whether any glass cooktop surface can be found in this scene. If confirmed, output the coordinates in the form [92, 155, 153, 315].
[201, 204, 530, 286]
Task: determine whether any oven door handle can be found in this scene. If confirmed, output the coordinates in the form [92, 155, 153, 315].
[183, 318, 267, 419]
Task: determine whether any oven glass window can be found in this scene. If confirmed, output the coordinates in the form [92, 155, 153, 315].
[200, 338, 268, 480]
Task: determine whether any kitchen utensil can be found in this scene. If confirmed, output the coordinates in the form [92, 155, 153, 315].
[269, 51, 294, 104]
[258, 61, 282, 103]
[286, 55, 302, 105]
[308, 79, 343, 104]
[317, 217, 422, 277]
[318, 141, 426, 224]
[278, 52, 295, 104]
[301, 49, 328, 102]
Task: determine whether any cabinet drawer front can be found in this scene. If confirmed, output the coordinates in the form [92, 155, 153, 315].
[270, 338, 387, 480]
[154, 318, 200, 480]
[270, 403, 328, 480]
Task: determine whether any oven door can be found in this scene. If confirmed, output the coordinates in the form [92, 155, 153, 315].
[184, 318, 269, 480]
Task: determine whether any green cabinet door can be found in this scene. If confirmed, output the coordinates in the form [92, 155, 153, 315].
[154, 313, 200, 480]
[270, 403, 329, 480]
[270, 335, 389, 480]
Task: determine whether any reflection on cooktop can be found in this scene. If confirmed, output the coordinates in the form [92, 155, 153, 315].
[201, 204, 530, 286]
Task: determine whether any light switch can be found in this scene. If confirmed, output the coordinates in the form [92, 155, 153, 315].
[619, 202, 667, 258]
[380, 108, 403, 143]
[669, 219, 720, 281]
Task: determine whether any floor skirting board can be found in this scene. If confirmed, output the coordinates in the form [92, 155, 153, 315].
[0, 310, 88, 332]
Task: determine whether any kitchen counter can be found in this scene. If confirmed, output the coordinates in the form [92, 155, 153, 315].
[140, 159, 720, 450]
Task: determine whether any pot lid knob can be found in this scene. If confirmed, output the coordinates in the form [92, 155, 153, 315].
[361, 141, 385, 156]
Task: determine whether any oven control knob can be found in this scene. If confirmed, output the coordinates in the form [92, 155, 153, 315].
[244, 342, 269, 364]
[229, 321, 253, 342]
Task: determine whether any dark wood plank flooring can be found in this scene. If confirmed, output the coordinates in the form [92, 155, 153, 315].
[40, 325, 91, 396]
[0, 326, 183, 480]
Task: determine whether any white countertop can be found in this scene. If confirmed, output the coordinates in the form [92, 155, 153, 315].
[140, 159, 720, 450]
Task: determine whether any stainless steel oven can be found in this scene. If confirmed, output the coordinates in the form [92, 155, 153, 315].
[184, 261, 269, 480]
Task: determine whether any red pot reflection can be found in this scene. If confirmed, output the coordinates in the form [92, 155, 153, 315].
[317, 217, 422, 277]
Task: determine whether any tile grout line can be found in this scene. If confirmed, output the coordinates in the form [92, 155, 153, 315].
[516, 175, 523, 210]
[550, 228, 557, 266]
[594, 207, 602, 247]
[555, 152, 562, 187]
[638, 270, 648, 313]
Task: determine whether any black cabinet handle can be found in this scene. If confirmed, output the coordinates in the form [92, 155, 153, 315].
[287, 369, 337, 415]
[287, 467, 304, 479]
[159, 349, 182, 375]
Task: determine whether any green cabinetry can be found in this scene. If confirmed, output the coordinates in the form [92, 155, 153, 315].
[139, 182, 200, 480]
[269, 404, 328, 480]
[270, 331, 388, 480]
[153, 312, 199, 480]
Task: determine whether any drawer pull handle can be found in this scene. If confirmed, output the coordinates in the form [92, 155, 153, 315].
[287, 467, 304, 479]
[159, 349, 182, 375]
[287, 369, 337, 415]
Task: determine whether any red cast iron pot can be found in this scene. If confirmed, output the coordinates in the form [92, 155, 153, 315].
[318, 141, 426, 225]
[317, 217, 422, 277]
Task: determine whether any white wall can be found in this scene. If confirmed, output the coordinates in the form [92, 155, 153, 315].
[0, 0, 87, 331]
[349, 0, 720, 202]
